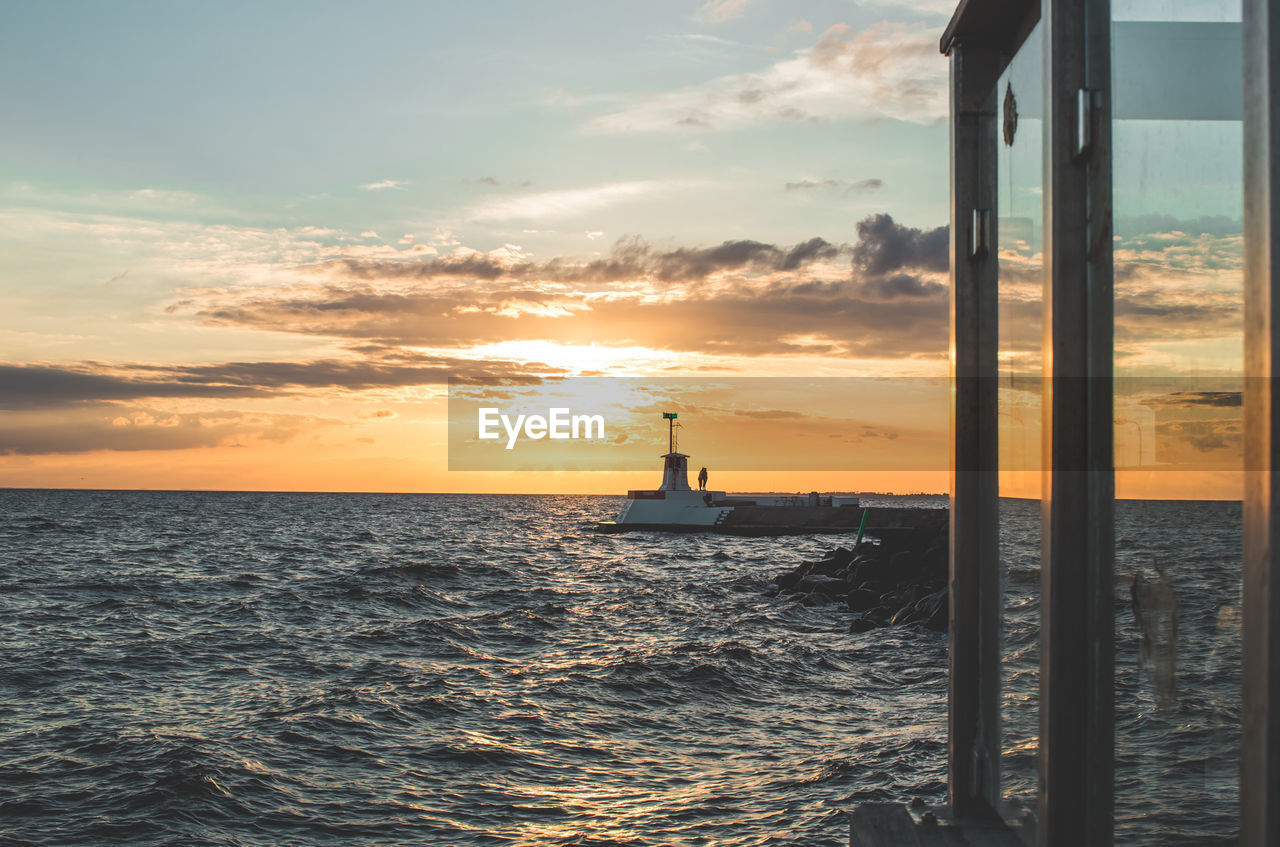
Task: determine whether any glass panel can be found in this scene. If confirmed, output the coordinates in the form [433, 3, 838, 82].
[1110, 7, 1243, 843]
[996, 20, 1044, 834]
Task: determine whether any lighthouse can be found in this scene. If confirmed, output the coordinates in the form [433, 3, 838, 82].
[601, 412, 857, 532]
[659, 411, 691, 491]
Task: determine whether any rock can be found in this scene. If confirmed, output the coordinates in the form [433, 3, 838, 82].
[849, 616, 880, 633]
[822, 546, 856, 570]
[921, 545, 948, 581]
[864, 605, 894, 625]
[889, 604, 915, 626]
[774, 570, 803, 590]
[924, 589, 948, 632]
[846, 588, 880, 612]
[890, 549, 923, 580]
[765, 507, 951, 632]
[853, 558, 891, 584]
[810, 559, 837, 576]
[795, 574, 850, 595]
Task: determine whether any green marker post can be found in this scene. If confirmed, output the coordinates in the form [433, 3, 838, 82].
[854, 507, 870, 547]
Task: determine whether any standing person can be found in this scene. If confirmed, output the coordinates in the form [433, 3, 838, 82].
[698, 467, 708, 491]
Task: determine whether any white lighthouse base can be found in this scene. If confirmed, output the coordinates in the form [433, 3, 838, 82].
[614, 488, 732, 528]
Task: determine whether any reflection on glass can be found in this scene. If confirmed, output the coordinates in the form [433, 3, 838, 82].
[1111, 3, 1242, 842]
[995, 20, 1043, 835]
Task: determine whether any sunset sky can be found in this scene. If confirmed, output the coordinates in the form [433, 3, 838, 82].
[0, 0, 1245, 496]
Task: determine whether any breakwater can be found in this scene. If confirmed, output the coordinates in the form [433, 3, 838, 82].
[769, 507, 950, 633]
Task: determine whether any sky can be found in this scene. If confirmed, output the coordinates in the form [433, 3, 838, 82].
[0, 0, 1246, 496]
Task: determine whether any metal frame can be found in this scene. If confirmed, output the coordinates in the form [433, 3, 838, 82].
[943, 0, 1038, 826]
[1037, 0, 1114, 842]
[945, 0, 1280, 843]
[1242, 0, 1280, 842]
[948, 42, 1003, 820]
[945, 0, 1115, 840]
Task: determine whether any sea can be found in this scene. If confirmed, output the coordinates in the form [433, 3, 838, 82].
[0, 491, 1242, 846]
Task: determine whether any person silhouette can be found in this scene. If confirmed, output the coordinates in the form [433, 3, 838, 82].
[698, 467, 708, 490]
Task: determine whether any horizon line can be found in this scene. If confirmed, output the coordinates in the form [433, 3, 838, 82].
[0, 486, 1244, 503]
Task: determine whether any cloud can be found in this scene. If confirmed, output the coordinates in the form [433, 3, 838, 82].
[1116, 214, 1242, 238]
[183, 215, 953, 360]
[996, 224, 1243, 371]
[308, 233, 842, 287]
[859, 0, 958, 15]
[851, 213, 949, 276]
[697, 0, 753, 22]
[587, 23, 947, 132]
[785, 178, 883, 193]
[0, 355, 561, 410]
[0, 207, 382, 292]
[356, 408, 398, 420]
[1152, 418, 1242, 462]
[1139, 391, 1242, 409]
[467, 180, 684, 221]
[0, 408, 342, 455]
[732, 408, 806, 419]
[361, 179, 410, 191]
[0, 364, 271, 409]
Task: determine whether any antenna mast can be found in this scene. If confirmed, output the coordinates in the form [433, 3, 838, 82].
[662, 412, 678, 453]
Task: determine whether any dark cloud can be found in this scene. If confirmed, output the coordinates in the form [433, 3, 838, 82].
[850, 213, 949, 276]
[0, 355, 560, 410]
[861, 273, 947, 301]
[331, 234, 844, 286]
[188, 215, 954, 360]
[1153, 419, 1242, 461]
[0, 365, 270, 410]
[0, 409, 340, 456]
[338, 253, 513, 281]
[195, 276, 948, 358]
[1139, 391, 1242, 409]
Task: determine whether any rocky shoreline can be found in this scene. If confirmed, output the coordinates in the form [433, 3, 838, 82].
[768, 507, 950, 633]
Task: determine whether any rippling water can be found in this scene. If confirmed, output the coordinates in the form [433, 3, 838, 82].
[0, 491, 1240, 845]
[1000, 498, 1241, 845]
[0, 491, 949, 846]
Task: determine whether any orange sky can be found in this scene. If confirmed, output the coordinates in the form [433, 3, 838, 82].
[0, 6, 1246, 498]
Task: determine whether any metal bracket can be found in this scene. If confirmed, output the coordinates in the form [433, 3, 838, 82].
[971, 208, 991, 259]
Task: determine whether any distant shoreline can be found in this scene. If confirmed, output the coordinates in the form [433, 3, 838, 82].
[0, 487, 1244, 503]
